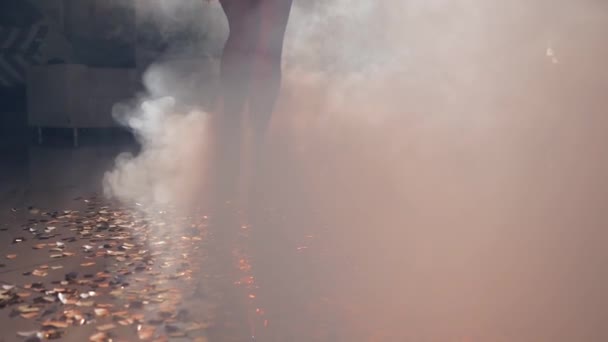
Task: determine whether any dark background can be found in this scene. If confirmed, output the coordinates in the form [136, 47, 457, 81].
[0, 0, 136, 143]
[0, 0, 224, 146]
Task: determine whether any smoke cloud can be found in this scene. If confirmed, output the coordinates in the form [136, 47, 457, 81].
[103, 1, 224, 209]
[102, 91, 209, 208]
[270, 1, 608, 340]
[104, 0, 608, 340]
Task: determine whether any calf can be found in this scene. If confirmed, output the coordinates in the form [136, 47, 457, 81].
[214, 0, 293, 205]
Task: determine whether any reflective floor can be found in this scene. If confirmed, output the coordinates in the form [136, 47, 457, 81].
[1, 118, 608, 342]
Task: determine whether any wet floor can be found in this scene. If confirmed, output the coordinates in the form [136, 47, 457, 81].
[0, 136, 334, 342]
[2, 122, 608, 342]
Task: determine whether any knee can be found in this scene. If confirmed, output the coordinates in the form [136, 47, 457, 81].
[253, 52, 282, 80]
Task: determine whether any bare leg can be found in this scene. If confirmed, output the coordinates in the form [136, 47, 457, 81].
[249, 0, 293, 149]
[244, 4, 294, 337]
[246, 0, 293, 299]
[215, 0, 260, 206]
[214, 0, 293, 225]
[248, 0, 293, 209]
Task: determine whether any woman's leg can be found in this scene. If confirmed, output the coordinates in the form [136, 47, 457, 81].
[248, 0, 294, 148]
[215, 0, 260, 206]
[247, 0, 293, 268]
[246, 4, 295, 338]
[215, 0, 293, 215]
[247, 0, 293, 206]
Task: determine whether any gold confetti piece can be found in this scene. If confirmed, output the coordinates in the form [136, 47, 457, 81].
[112, 311, 129, 317]
[42, 320, 70, 329]
[96, 323, 116, 331]
[118, 318, 134, 326]
[62, 252, 76, 257]
[63, 309, 82, 318]
[16, 292, 31, 298]
[17, 305, 40, 313]
[89, 332, 109, 342]
[58, 293, 74, 305]
[43, 330, 64, 340]
[17, 331, 41, 338]
[96, 272, 112, 278]
[109, 289, 123, 297]
[138, 325, 156, 340]
[42, 296, 56, 302]
[6, 254, 17, 259]
[94, 308, 110, 317]
[32, 269, 48, 277]
[80, 262, 96, 267]
[20, 312, 39, 319]
[76, 300, 94, 307]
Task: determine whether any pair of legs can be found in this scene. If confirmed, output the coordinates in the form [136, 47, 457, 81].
[214, 0, 293, 206]
[212, 3, 294, 339]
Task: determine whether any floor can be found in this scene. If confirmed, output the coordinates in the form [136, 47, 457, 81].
[1, 118, 608, 341]
[0, 131, 336, 342]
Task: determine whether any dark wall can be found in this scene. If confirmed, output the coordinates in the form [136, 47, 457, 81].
[0, 87, 27, 143]
[0, 0, 138, 130]
[0, 87, 26, 113]
[64, 0, 136, 68]
[0, 1, 42, 27]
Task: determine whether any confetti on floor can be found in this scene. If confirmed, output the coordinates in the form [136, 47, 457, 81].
[1, 195, 251, 341]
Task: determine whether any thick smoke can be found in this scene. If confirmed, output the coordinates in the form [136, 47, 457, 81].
[103, 66, 210, 208]
[103, 0, 608, 340]
[103, 0, 225, 209]
[270, 1, 608, 340]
